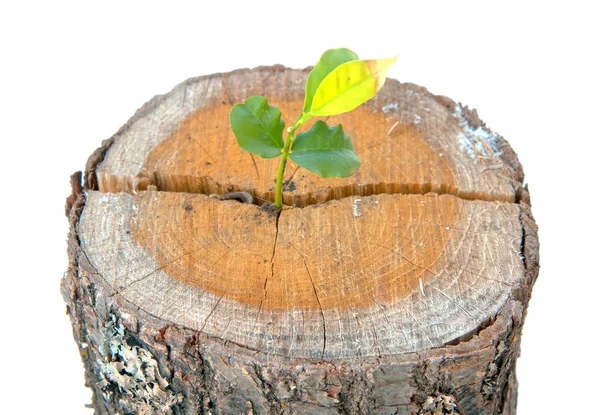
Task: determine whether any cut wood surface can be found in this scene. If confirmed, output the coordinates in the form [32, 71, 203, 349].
[63, 66, 539, 414]
[92, 67, 521, 204]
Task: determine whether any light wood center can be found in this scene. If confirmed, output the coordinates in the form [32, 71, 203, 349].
[130, 193, 459, 309]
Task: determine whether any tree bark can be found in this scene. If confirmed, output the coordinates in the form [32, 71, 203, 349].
[62, 66, 539, 414]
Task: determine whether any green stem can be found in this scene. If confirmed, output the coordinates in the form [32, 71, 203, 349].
[274, 113, 312, 208]
[275, 131, 293, 208]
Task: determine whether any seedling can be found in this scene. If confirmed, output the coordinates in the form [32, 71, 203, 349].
[229, 48, 396, 208]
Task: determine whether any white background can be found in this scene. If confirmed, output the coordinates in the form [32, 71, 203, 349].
[1, 1, 598, 413]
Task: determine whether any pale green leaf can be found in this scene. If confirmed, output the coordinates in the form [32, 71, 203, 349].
[309, 57, 397, 117]
[303, 48, 359, 114]
[229, 96, 284, 158]
[290, 120, 361, 178]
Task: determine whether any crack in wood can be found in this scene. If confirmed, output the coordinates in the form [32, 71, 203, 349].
[112, 180, 519, 207]
[255, 208, 282, 329]
[199, 293, 225, 336]
[291, 243, 327, 359]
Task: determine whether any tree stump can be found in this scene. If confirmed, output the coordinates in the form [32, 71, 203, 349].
[62, 66, 539, 415]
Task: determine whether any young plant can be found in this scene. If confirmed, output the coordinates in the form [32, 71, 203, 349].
[229, 48, 396, 208]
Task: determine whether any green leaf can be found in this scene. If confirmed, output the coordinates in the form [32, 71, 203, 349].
[229, 95, 285, 158]
[309, 57, 397, 117]
[303, 48, 359, 114]
[290, 120, 361, 178]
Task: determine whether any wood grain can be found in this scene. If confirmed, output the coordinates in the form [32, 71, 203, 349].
[63, 66, 539, 414]
[79, 190, 523, 359]
[94, 67, 519, 204]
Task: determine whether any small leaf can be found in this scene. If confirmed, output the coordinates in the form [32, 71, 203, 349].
[229, 96, 285, 158]
[290, 120, 361, 178]
[309, 57, 397, 117]
[303, 48, 359, 114]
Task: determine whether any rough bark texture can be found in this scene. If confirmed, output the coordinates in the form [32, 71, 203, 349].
[62, 66, 539, 414]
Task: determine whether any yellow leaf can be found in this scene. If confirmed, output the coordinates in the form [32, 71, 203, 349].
[309, 57, 396, 117]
